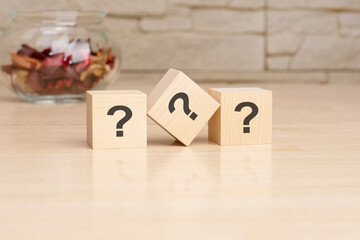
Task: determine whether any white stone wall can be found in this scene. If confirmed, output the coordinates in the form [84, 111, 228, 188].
[1, 0, 360, 82]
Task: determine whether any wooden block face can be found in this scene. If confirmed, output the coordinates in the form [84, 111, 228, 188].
[208, 88, 272, 145]
[148, 69, 220, 146]
[87, 90, 147, 149]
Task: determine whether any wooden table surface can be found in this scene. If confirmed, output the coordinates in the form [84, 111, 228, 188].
[1, 76, 360, 239]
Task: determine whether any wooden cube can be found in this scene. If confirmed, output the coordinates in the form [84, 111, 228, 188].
[208, 88, 272, 145]
[87, 90, 147, 149]
[148, 69, 220, 146]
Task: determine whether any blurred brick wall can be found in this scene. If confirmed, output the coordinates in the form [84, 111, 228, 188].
[0, 0, 360, 83]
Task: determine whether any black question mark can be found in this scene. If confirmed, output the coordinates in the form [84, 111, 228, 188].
[107, 105, 133, 137]
[234, 102, 258, 133]
[168, 92, 198, 120]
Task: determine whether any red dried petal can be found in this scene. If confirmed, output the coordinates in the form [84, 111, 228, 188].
[26, 71, 44, 92]
[63, 78, 73, 88]
[65, 66, 79, 80]
[17, 44, 45, 60]
[54, 79, 65, 93]
[75, 58, 90, 72]
[106, 55, 115, 68]
[62, 55, 72, 66]
[42, 53, 65, 67]
[44, 80, 57, 94]
[40, 54, 67, 80]
[1, 65, 13, 74]
[41, 48, 51, 57]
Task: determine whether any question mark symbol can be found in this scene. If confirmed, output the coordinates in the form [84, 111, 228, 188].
[234, 102, 258, 133]
[168, 92, 198, 120]
[107, 105, 133, 137]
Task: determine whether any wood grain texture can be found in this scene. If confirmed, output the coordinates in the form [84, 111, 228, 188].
[208, 88, 272, 145]
[148, 69, 220, 146]
[0, 77, 360, 240]
[86, 90, 147, 149]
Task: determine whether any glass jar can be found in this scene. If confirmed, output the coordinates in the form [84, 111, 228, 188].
[0, 10, 121, 103]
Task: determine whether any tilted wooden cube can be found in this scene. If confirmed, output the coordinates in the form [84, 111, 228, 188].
[148, 69, 220, 146]
[87, 90, 147, 149]
[208, 88, 272, 145]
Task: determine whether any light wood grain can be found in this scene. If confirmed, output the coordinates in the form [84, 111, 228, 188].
[0, 77, 360, 240]
[208, 88, 272, 145]
[86, 90, 147, 149]
[148, 69, 219, 146]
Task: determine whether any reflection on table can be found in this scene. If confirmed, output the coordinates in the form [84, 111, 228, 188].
[220, 145, 272, 198]
[91, 149, 148, 202]
[147, 147, 220, 200]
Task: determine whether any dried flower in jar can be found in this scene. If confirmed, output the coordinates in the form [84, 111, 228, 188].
[1, 39, 116, 95]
